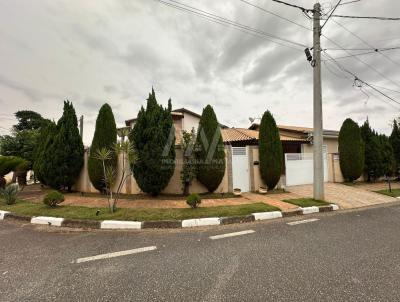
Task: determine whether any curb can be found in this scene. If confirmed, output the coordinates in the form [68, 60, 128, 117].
[0, 204, 339, 230]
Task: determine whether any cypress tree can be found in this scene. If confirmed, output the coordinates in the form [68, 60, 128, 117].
[258, 110, 283, 190]
[379, 134, 396, 176]
[33, 120, 57, 184]
[338, 118, 364, 182]
[361, 120, 382, 181]
[88, 103, 117, 192]
[195, 105, 226, 192]
[390, 120, 400, 173]
[45, 101, 84, 191]
[129, 88, 175, 195]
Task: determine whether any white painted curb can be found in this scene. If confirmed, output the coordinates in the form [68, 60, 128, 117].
[0, 210, 10, 220]
[301, 206, 319, 215]
[182, 217, 220, 228]
[331, 204, 339, 211]
[101, 220, 142, 229]
[31, 216, 64, 226]
[252, 211, 282, 221]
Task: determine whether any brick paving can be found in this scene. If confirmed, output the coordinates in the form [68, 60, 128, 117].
[287, 182, 398, 209]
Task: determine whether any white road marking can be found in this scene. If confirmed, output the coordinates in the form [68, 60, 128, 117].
[73, 246, 157, 264]
[209, 230, 255, 240]
[287, 218, 319, 226]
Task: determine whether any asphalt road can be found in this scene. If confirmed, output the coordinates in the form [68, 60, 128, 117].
[1, 204, 400, 301]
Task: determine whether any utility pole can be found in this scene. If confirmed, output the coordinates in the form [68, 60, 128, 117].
[79, 115, 84, 138]
[312, 2, 324, 200]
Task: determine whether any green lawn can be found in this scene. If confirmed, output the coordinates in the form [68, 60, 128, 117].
[0, 200, 280, 221]
[283, 198, 330, 207]
[375, 189, 400, 198]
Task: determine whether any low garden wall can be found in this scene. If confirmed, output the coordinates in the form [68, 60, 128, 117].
[73, 147, 230, 195]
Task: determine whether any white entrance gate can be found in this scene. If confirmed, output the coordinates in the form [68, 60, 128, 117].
[285, 153, 328, 186]
[232, 147, 250, 192]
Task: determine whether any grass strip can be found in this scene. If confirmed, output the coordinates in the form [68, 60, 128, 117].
[283, 198, 330, 207]
[0, 200, 280, 221]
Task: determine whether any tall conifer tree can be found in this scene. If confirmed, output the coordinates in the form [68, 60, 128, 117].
[258, 111, 283, 190]
[130, 89, 175, 195]
[195, 105, 225, 192]
[88, 103, 117, 192]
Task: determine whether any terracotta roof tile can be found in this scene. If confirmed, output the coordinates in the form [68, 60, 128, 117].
[221, 128, 307, 143]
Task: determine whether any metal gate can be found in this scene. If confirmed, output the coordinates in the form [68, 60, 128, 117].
[232, 147, 250, 192]
[285, 153, 328, 186]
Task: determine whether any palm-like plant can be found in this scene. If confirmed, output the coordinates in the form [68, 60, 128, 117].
[93, 148, 115, 212]
[92, 140, 137, 213]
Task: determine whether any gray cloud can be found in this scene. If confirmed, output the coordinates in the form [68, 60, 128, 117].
[1, 0, 399, 144]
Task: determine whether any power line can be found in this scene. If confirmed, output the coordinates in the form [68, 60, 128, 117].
[331, 19, 400, 67]
[321, 0, 342, 30]
[270, 0, 312, 13]
[369, 84, 400, 95]
[238, 0, 311, 31]
[325, 46, 400, 51]
[322, 34, 400, 90]
[322, 51, 400, 106]
[322, 48, 400, 61]
[330, 14, 400, 21]
[338, 0, 361, 6]
[156, 0, 308, 50]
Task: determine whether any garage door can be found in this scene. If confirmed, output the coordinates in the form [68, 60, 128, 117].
[232, 147, 250, 192]
[285, 153, 328, 186]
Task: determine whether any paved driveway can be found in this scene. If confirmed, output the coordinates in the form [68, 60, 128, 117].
[287, 182, 398, 209]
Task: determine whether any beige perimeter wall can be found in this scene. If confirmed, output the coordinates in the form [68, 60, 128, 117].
[74, 147, 230, 195]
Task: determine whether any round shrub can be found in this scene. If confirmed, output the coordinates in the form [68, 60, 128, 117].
[43, 190, 65, 207]
[186, 193, 201, 209]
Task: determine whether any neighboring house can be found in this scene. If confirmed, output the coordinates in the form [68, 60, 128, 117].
[221, 123, 341, 190]
[124, 108, 227, 145]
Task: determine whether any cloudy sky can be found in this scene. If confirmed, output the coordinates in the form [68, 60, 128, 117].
[0, 0, 399, 145]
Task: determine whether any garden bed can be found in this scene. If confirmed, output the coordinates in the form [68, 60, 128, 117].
[283, 198, 330, 207]
[0, 200, 280, 221]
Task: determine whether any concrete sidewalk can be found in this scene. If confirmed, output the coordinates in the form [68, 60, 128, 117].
[287, 182, 398, 209]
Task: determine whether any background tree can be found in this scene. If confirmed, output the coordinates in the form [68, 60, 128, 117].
[338, 118, 364, 182]
[13, 110, 45, 131]
[195, 105, 225, 192]
[389, 119, 400, 174]
[181, 128, 197, 195]
[258, 110, 283, 190]
[45, 101, 84, 191]
[88, 103, 117, 192]
[130, 89, 175, 195]
[0, 110, 47, 176]
[379, 134, 396, 177]
[361, 120, 383, 181]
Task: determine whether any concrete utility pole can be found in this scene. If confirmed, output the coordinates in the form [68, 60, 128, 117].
[79, 115, 84, 138]
[312, 2, 324, 200]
